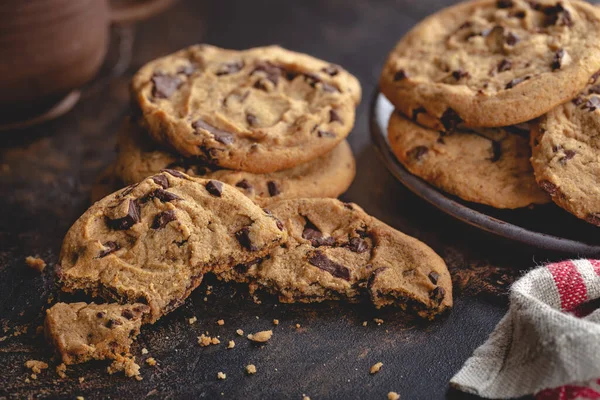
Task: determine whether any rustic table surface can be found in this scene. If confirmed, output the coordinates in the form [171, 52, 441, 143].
[0, 0, 560, 398]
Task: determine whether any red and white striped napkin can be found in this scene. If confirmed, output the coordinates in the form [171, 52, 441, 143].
[451, 260, 600, 399]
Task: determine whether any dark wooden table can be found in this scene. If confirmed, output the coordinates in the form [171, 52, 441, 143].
[0, 1, 559, 398]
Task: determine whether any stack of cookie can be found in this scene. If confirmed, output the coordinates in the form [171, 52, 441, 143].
[96, 44, 362, 206]
[380, 0, 600, 225]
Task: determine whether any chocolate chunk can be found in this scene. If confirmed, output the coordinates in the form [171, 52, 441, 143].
[236, 179, 253, 190]
[559, 149, 576, 165]
[430, 287, 446, 303]
[412, 107, 426, 121]
[343, 202, 354, 210]
[407, 146, 429, 161]
[205, 180, 224, 197]
[356, 227, 369, 238]
[308, 251, 350, 280]
[234, 258, 263, 274]
[317, 130, 336, 138]
[251, 62, 282, 85]
[141, 189, 182, 203]
[497, 59, 512, 73]
[428, 271, 440, 284]
[490, 141, 502, 162]
[590, 70, 600, 85]
[106, 200, 140, 230]
[394, 69, 408, 81]
[192, 119, 234, 145]
[161, 168, 188, 179]
[215, 61, 244, 76]
[497, 0, 513, 8]
[588, 85, 600, 95]
[121, 309, 135, 320]
[152, 175, 170, 189]
[322, 65, 340, 76]
[177, 64, 196, 76]
[329, 109, 343, 124]
[505, 76, 530, 89]
[152, 74, 182, 98]
[551, 49, 567, 71]
[452, 69, 470, 81]
[572, 96, 585, 106]
[440, 108, 462, 131]
[119, 183, 139, 197]
[235, 226, 258, 251]
[505, 32, 519, 45]
[263, 208, 284, 231]
[246, 113, 258, 127]
[583, 96, 600, 112]
[321, 82, 338, 93]
[152, 210, 177, 230]
[347, 237, 368, 253]
[105, 319, 123, 329]
[98, 241, 120, 258]
[539, 180, 558, 196]
[302, 218, 323, 241]
[586, 214, 600, 226]
[96, 312, 105, 319]
[509, 10, 526, 18]
[267, 181, 280, 197]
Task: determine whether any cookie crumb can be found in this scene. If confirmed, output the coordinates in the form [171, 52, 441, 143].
[146, 357, 157, 366]
[141, 348, 149, 355]
[370, 362, 383, 374]
[30, 373, 37, 380]
[78, 377, 85, 383]
[236, 329, 244, 336]
[374, 318, 384, 325]
[25, 360, 48, 374]
[273, 319, 279, 326]
[56, 363, 67, 378]
[295, 324, 301, 329]
[107, 355, 141, 379]
[302, 395, 311, 400]
[198, 334, 221, 346]
[247, 330, 273, 343]
[204, 297, 208, 302]
[217, 319, 225, 326]
[245, 364, 257, 375]
[217, 371, 226, 380]
[25, 256, 46, 273]
[227, 340, 235, 349]
[362, 321, 368, 327]
[388, 391, 400, 400]
[77, 397, 85, 400]
[188, 316, 197, 324]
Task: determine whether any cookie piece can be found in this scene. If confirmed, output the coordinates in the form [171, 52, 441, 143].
[387, 111, 549, 209]
[219, 198, 452, 319]
[131, 44, 361, 173]
[44, 302, 149, 365]
[380, 0, 600, 130]
[113, 119, 356, 206]
[531, 77, 600, 226]
[57, 171, 286, 322]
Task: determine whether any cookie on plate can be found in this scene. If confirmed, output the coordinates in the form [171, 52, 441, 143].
[380, 0, 600, 130]
[387, 111, 549, 209]
[45, 302, 149, 365]
[131, 44, 361, 173]
[58, 171, 287, 322]
[219, 198, 452, 319]
[531, 77, 600, 226]
[112, 119, 356, 206]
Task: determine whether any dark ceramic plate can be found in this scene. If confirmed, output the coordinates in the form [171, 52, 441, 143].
[370, 91, 600, 257]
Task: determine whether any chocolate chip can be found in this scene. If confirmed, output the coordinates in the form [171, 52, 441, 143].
[430, 287, 446, 303]
[583, 96, 600, 112]
[322, 64, 340, 76]
[497, 59, 512, 73]
[440, 108, 462, 131]
[205, 180, 223, 197]
[161, 168, 188, 179]
[152, 175, 170, 189]
[588, 85, 600, 95]
[317, 130, 336, 138]
[394, 69, 408, 81]
[302, 218, 334, 247]
[559, 150, 576, 165]
[505, 76, 530, 89]
[412, 107, 426, 121]
[106, 200, 140, 230]
[246, 113, 258, 127]
[343, 203, 354, 210]
[105, 319, 123, 329]
[308, 251, 350, 280]
[539, 180, 558, 195]
[234, 258, 263, 274]
[152, 210, 177, 230]
[152, 74, 182, 98]
[251, 62, 282, 85]
[428, 271, 440, 284]
[509, 10, 526, 18]
[96, 312, 106, 319]
[505, 32, 519, 45]
[141, 189, 182, 203]
[236, 179, 253, 190]
[572, 96, 585, 106]
[490, 141, 502, 162]
[98, 241, 120, 258]
[590, 70, 600, 85]
[235, 226, 258, 251]
[263, 208, 284, 231]
[177, 64, 196, 76]
[586, 214, 600, 226]
[497, 0, 513, 8]
[321, 82, 338, 93]
[452, 69, 470, 80]
[551, 49, 567, 70]
[215, 61, 244, 76]
[329, 109, 343, 124]
[347, 237, 368, 253]
[192, 119, 234, 145]
[121, 309, 135, 320]
[407, 146, 429, 161]
[267, 181, 280, 197]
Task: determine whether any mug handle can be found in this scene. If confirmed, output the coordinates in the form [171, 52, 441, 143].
[109, 0, 177, 24]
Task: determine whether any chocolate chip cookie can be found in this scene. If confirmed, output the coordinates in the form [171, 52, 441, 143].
[380, 0, 600, 130]
[58, 171, 287, 322]
[387, 111, 549, 209]
[531, 75, 600, 226]
[45, 302, 149, 365]
[112, 119, 356, 206]
[131, 44, 361, 173]
[219, 198, 452, 319]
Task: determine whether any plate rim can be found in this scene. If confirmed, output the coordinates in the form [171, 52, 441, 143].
[369, 90, 600, 257]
